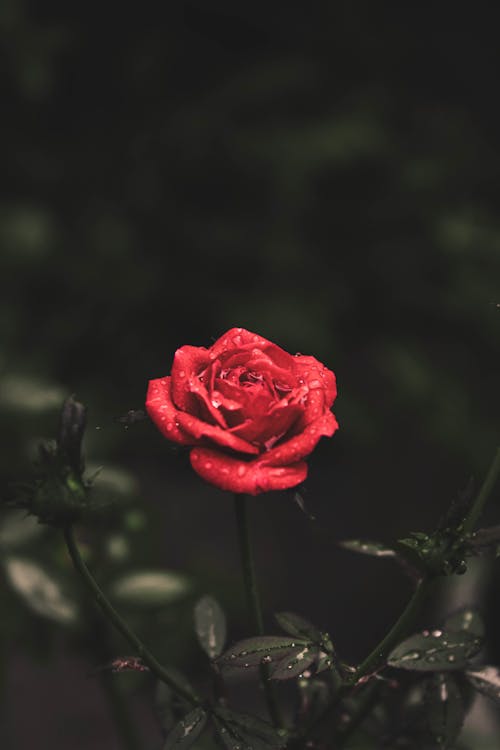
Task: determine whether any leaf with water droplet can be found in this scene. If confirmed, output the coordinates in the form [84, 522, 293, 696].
[270, 646, 318, 680]
[214, 708, 286, 750]
[388, 629, 482, 671]
[274, 611, 322, 642]
[424, 673, 465, 748]
[466, 666, 500, 703]
[194, 594, 226, 659]
[163, 707, 207, 750]
[340, 539, 397, 558]
[443, 608, 485, 639]
[219, 636, 308, 669]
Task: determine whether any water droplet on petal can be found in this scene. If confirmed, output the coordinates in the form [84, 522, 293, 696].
[204, 462, 212, 470]
[309, 380, 321, 389]
[237, 465, 246, 477]
[178, 370, 186, 378]
[166, 423, 173, 431]
[160, 379, 166, 385]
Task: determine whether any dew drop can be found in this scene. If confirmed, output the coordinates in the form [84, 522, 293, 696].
[178, 370, 186, 378]
[422, 630, 430, 637]
[262, 655, 272, 664]
[447, 654, 456, 663]
[95, 426, 102, 430]
[309, 379, 321, 389]
[160, 416, 166, 421]
[244, 663, 249, 668]
[204, 462, 213, 470]
[237, 465, 246, 477]
[432, 629, 443, 638]
[401, 650, 421, 661]
[166, 423, 173, 431]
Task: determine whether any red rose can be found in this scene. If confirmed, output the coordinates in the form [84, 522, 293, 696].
[146, 328, 338, 495]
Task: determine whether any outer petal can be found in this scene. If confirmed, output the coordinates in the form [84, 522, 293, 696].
[145, 377, 194, 445]
[176, 412, 259, 455]
[293, 354, 337, 409]
[262, 411, 339, 467]
[190, 448, 308, 495]
[171, 345, 210, 412]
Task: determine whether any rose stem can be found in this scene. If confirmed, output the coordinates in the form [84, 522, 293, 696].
[63, 525, 200, 707]
[233, 494, 284, 729]
[462, 446, 500, 534]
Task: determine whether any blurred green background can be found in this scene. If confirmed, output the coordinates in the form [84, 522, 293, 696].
[0, 2, 499, 748]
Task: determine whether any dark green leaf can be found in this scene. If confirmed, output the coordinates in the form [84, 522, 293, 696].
[424, 673, 465, 748]
[194, 595, 226, 659]
[270, 646, 318, 680]
[163, 708, 207, 750]
[466, 666, 500, 703]
[388, 629, 482, 671]
[219, 636, 307, 669]
[214, 708, 286, 750]
[443, 608, 485, 639]
[274, 611, 321, 641]
[340, 539, 397, 558]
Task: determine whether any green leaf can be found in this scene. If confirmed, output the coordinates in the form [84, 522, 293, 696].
[214, 708, 286, 750]
[388, 629, 482, 671]
[339, 539, 397, 558]
[110, 570, 191, 607]
[274, 611, 321, 641]
[219, 636, 307, 669]
[194, 594, 226, 659]
[163, 707, 207, 750]
[466, 666, 500, 703]
[4, 556, 78, 624]
[270, 645, 318, 680]
[443, 608, 485, 638]
[424, 673, 465, 748]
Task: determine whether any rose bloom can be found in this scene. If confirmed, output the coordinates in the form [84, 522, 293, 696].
[146, 328, 338, 495]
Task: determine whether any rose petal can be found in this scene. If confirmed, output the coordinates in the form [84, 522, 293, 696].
[262, 411, 339, 466]
[190, 448, 308, 495]
[209, 328, 268, 357]
[176, 412, 259, 455]
[294, 354, 337, 409]
[232, 401, 303, 446]
[145, 377, 193, 445]
[171, 345, 210, 412]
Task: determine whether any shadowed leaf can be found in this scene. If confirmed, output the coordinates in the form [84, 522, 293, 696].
[466, 666, 500, 703]
[194, 594, 226, 659]
[275, 611, 322, 641]
[388, 629, 482, 671]
[163, 707, 207, 750]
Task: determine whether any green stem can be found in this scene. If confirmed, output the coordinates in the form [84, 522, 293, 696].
[233, 494, 283, 729]
[463, 447, 500, 534]
[101, 669, 143, 750]
[353, 576, 432, 682]
[63, 525, 200, 707]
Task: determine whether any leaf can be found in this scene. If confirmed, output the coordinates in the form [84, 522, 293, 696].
[424, 673, 465, 748]
[194, 595, 226, 659]
[4, 556, 78, 624]
[110, 570, 191, 607]
[275, 611, 322, 641]
[340, 539, 397, 558]
[443, 608, 485, 638]
[214, 708, 286, 750]
[163, 707, 207, 750]
[466, 666, 500, 703]
[292, 491, 316, 520]
[219, 636, 307, 669]
[270, 646, 318, 680]
[387, 629, 482, 671]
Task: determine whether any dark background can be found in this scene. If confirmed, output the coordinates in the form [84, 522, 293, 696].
[0, 3, 499, 748]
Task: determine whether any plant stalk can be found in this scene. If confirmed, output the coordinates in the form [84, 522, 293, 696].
[63, 525, 200, 707]
[463, 447, 500, 534]
[233, 494, 283, 729]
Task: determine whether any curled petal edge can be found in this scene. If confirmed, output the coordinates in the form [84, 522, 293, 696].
[190, 448, 308, 495]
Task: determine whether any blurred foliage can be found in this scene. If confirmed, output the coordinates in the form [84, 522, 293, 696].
[0, 2, 499, 747]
